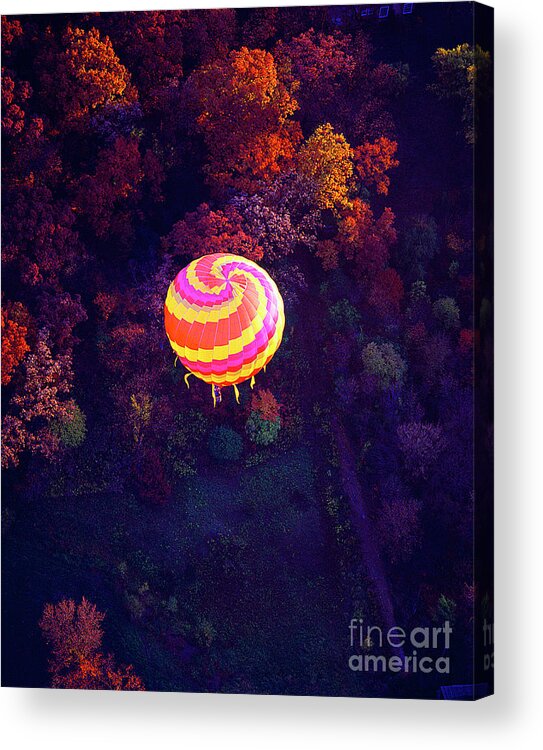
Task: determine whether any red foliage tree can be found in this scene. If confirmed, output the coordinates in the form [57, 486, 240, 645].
[187, 46, 301, 193]
[181, 8, 237, 66]
[76, 136, 143, 244]
[355, 137, 399, 195]
[2, 332, 75, 467]
[37, 291, 87, 354]
[251, 389, 281, 422]
[459, 328, 474, 355]
[1, 18, 24, 58]
[1, 301, 31, 385]
[240, 7, 278, 48]
[275, 29, 355, 126]
[316, 198, 397, 278]
[368, 267, 404, 319]
[39, 597, 145, 690]
[2, 184, 84, 288]
[164, 202, 264, 262]
[99, 11, 185, 113]
[1, 67, 41, 140]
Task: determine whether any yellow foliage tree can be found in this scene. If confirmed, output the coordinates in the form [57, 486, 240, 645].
[431, 43, 491, 144]
[295, 123, 354, 213]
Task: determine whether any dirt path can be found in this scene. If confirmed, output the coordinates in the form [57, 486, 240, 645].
[294, 285, 403, 656]
[332, 415, 404, 658]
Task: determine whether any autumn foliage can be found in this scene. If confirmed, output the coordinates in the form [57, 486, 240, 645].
[251, 388, 281, 422]
[164, 202, 264, 262]
[317, 198, 397, 277]
[1, 301, 31, 385]
[296, 123, 354, 212]
[38, 25, 135, 128]
[39, 597, 145, 690]
[355, 137, 399, 195]
[1, 7, 483, 697]
[188, 46, 301, 193]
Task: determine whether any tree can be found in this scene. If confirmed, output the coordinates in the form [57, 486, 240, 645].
[2, 332, 75, 467]
[246, 389, 281, 446]
[1, 59, 54, 188]
[182, 8, 237, 66]
[401, 215, 439, 277]
[1, 301, 31, 385]
[274, 29, 355, 127]
[76, 136, 144, 244]
[251, 389, 281, 421]
[1, 18, 24, 58]
[1, 67, 44, 165]
[368, 267, 404, 319]
[246, 412, 281, 446]
[208, 425, 244, 463]
[2, 184, 84, 288]
[316, 199, 396, 278]
[361, 341, 406, 390]
[135, 444, 171, 506]
[130, 393, 153, 446]
[58, 653, 146, 691]
[431, 43, 491, 143]
[51, 404, 87, 448]
[240, 7, 278, 48]
[433, 297, 460, 330]
[37, 291, 87, 354]
[459, 328, 474, 355]
[164, 202, 264, 262]
[295, 123, 354, 212]
[377, 478, 422, 564]
[13, 334, 74, 427]
[397, 422, 446, 479]
[99, 11, 185, 113]
[347, 38, 406, 144]
[232, 170, 322, 260]
[39, 597, 145, 690]
[229, 191, 314, 261]
[38, 25, 136, 129]
[355, 137, 399, 195]
[187, 46, 301, 193]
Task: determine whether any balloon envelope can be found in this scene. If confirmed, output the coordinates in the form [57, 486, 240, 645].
[164, 253, 285, 387]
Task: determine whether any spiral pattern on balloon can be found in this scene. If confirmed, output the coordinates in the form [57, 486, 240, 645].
[164, 253, 285, 387]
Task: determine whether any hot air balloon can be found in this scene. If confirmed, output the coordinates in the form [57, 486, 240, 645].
[164, 253, 285, 405]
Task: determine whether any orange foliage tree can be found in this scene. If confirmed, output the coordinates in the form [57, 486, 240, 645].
[187, 46, 301, 193]
[355, 136, 399, 195]
[1, 301, 31, 385]
[38, 25, 136, 129]
[39, 597, 145, 690]
[251, 388, 281, 422]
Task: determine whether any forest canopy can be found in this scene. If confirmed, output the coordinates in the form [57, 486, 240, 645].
[1, 6, 490, 697]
